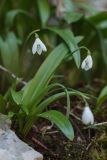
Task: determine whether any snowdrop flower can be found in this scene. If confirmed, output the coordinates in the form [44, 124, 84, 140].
[82, 105, 94, 125]
[81, 55, 93, 71]
[32, 37, 47, 55]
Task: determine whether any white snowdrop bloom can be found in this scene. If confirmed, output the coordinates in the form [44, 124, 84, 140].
[82, 106, 94, 125]
[81, 55, 93, 71]
[32, 38, 47, 55]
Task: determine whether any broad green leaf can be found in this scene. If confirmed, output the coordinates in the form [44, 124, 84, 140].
[96, 86, 107, 110]
[39, 110, 74, 140]
[21, 43, 69, 108]
[89, 12, 107, 25]
[75, 36, 84, 44]
[5, 9, 33, 29]
[0, 33, 19, 74]
[6, 32, 20, 74]
[22, 89, 88, 136]
[11, 89, 23, 105]
[47, 28, 81, 68]
[0, 37, 12, 71]
[63, 12, 83, 24]
[8, 112, 15, 118]
[36, 90, 89, 115]
[36, 0, 50, 27]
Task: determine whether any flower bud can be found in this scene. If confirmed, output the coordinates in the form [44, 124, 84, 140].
[82, 106, 94, 125]
[81, 55, 93, 71]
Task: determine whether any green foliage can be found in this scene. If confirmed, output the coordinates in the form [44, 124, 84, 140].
[36, 0, 50, 27]
[9, 42, 88, 139]
[39, 110, 74, 140]
[21, 43, 69, 108]
[63, 12, 83, 24]
[5, 9, 33, 30]
[47, 28, 81, 68]
[0, 32, 19, 74]
[0, 0, 107, 143]
[96, 86, 107, 112]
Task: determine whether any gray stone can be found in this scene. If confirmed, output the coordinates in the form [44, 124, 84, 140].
[22, 150, 43, 160]
[0, 129, 43, 160]
[0, 149, 16, 160]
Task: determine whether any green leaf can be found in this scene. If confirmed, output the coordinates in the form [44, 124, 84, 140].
[47, 28, 81, 68]
[11, 89, 23, 105]
[96, 86, 107, 111]
[21, 43, 69, 109]
[36, 90, 89, 115]
[5, 9, 33, 29]
[0, 37, 11, 71]
[6, 32, 20, 73]
[22, 89, 88, 136]
[97, 30, 107, 68]
[37, 0, 50, 27]
[39, 110, 74, 140]
[75, 36, 84, 44]
[0, 32, 20, 74]
[63, 12, 83, 24]
[8, 112, 15, 118]
[89, 12, 107, 25]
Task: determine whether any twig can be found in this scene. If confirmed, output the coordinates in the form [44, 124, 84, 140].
[32, 137, 48, 150]
[86, 141, 93, 151]
[32, 137, 56, 156]
[84, 121, 107, 129]
[0, 65, 26, 85]
[70, 112, 81, 122]
[45, 130, 58, 135]
[94, 121, 107, 126]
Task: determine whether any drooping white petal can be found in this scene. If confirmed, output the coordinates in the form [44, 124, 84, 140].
[37, 38, 47, 52]
[37, 46, 43, 55]
[32, 37, 47, 55]
[81, 55, 93, 71]
[82, 106, 94, 125]
[32, 39, 37, 54]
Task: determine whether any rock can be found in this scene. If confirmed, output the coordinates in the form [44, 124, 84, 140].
[22, 150, 43, 160]
[0, 129, 43, 160]
[0, 149, 16, 160]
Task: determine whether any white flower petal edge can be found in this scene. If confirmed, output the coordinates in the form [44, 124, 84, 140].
[82, 106, 94, 125]
[32, 39, 37, 55]
[37, 46, 42, 55]
[32, 38, 47, 55]
[37, 38, 47, 52]
[81, 55, 93, 71]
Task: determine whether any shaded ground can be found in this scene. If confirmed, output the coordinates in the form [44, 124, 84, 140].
[26, 119, 107, 160]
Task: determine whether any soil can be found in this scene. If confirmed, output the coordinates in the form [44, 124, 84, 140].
[25, 119, 107, 160]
